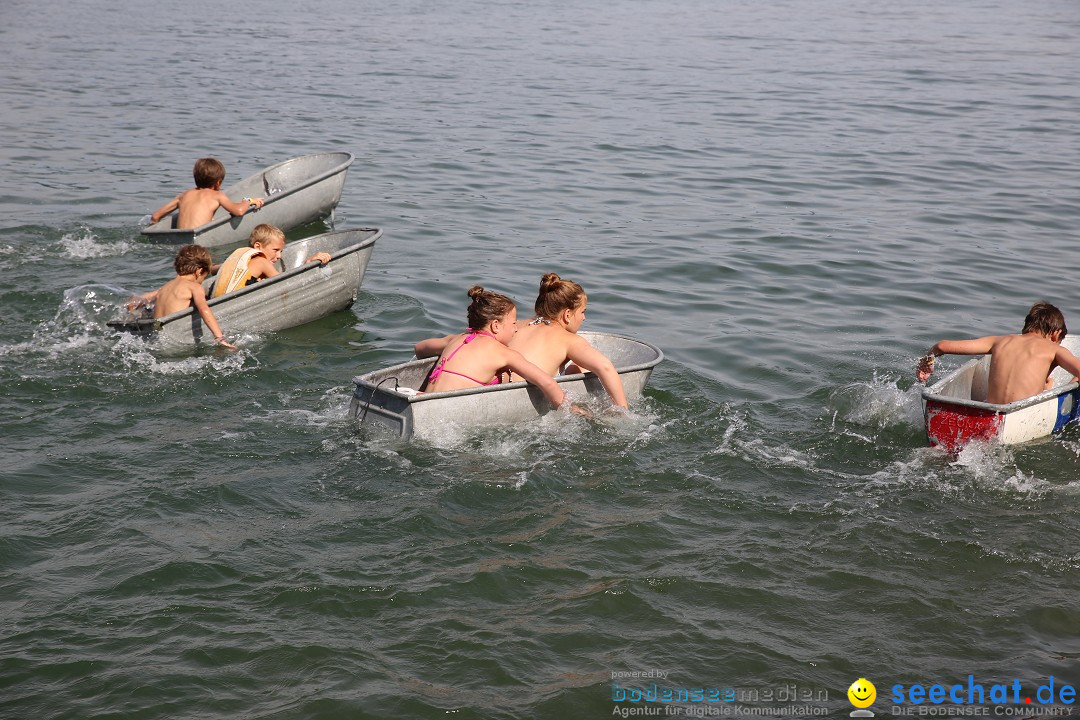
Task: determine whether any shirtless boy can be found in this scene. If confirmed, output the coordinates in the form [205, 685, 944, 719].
[147, 245, 237, 349]
[916, 301, 1080, 404]
[149, 157, 264, 229]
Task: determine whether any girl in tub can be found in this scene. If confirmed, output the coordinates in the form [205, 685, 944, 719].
[507, 273, 628, 410]
[415, 286, 567, 410]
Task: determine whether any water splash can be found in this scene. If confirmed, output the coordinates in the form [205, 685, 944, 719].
[706, 404, 815, 470]
[52, 283, 134, 330]
[59, 227, 137, 259]
[0, 282, 258, 380]
[0, 284, 133, 361]
[115, 334, 254, 377]
[829, 370, 924, 429]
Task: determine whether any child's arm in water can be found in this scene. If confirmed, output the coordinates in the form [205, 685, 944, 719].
[126, 289, 159, 311]
[916, 336, 1000, 382]
[189, 284, 236, 349]
[565, 335, 628, 409]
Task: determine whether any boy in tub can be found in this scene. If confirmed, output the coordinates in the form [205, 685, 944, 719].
[149, 157, 264, 229]
[211, 224, 331, 298]
[136, 245, 237, 349]
[916, 301, 1080, 404]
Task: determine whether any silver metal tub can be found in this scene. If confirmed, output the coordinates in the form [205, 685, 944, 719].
[350, 332, 663, 439]
[110, 227, 381, 352]
[141, 152, 354, 248]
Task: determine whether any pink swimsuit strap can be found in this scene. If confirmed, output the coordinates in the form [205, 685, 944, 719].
[427, 329, 502, 386]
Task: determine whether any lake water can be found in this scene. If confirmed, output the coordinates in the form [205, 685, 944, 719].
[3, 0, 1080, 717]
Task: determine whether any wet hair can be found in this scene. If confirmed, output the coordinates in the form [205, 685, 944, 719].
[249, 223, 285, 248]
[534, 273, 585, 320]
[1022, 301, 1067, 338]
[466, 286, 516, 330]
[174, 244, 212, 276]
[193, 157, 226, 189]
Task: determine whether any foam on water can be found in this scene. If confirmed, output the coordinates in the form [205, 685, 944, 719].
[1, 282, 259, 377]
[829, 370, 924, 429]
[115, 342, 254, 376]
[285, 386, 361, 429]
[845, 438, 1072, 505]
[58, 227, 138, 259]
[727, 435, 817, 472]
[404, 405, 594, 455]
[709, 405, 817, 472]
[0, 284, 132, 362]
[264, 405, 341, 430]
[50, 283, 135, 330]
[347, 382, 670, 458]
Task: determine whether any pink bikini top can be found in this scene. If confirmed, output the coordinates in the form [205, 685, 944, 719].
[427, 330, 503, 387]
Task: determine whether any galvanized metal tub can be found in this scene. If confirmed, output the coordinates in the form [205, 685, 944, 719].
[140, 152, 354, 248]
[350, 331, 663, 439]
[110, 227, 380, 352]
[921, 337, 1080, 451]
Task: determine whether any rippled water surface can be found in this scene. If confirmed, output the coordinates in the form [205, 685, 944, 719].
[3, 0, 1080, 717]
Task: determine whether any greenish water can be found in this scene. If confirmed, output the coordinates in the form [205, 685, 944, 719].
[3, 0, 1080, 718]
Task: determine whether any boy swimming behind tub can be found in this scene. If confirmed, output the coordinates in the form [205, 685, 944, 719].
[414, 285, 567, 410]
[507, 273, 628, 410]
[149, 157, 264, 229]
[916, 301, 1080, 404]
[211, 223, 331, 298]
[137, 245, 237, 349]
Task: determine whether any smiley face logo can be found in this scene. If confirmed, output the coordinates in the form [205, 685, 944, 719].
[848, 678, 876, 709]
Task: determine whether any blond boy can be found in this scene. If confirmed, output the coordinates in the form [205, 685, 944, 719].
[917, 301, 1080, 404]
[211, 224, 331, 298]
[149, 157, 264, 229]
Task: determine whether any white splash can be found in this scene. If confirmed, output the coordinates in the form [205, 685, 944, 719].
[116, 339, 254, 377]
[59, 227, 137, 259]
[831, 371, 924, 429]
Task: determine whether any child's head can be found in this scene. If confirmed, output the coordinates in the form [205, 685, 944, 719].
[466, 285, 517, 340]
[193, 157, 226, 189]
[1023, 301, 1067, 340]
[534, 273, 587, 330]
[174, 244, 213, 278]
[249, 223, 286, 263]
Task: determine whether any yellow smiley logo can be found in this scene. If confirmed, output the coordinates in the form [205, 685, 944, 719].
[848, 678, 876, 709]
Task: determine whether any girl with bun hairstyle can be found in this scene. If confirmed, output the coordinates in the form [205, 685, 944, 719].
[414, 286, 567, 409]
[507, 273, 628, 409]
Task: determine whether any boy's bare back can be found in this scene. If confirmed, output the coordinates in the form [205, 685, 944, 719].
[152, 188, 260, 230]
[918, 302, 1080, 404]
[149, 157, 263, 229]
[921, 331, 1080, 404]
[175, 188, 231, 229]
[984, 333, 1067, 404]
[153, 275, 205, 318]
